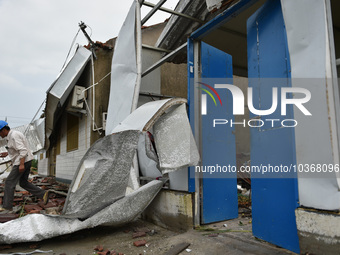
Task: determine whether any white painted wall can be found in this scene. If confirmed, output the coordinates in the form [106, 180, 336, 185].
[56, 113, 91, 181]
[38, 155, 49, 176]
[281, 0, 340, 210]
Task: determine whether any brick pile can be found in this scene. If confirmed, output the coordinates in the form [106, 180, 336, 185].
[0, 176, 68, 223]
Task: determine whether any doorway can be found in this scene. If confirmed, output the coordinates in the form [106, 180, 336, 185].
[188, 0, 300, 253]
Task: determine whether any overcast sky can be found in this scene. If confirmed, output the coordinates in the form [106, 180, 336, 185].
[0, 0, 177, 127]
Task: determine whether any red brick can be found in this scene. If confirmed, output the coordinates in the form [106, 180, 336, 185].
[132, 232, 146, 238]
[17, 191, 30, 195]
[97, 250, 110, 255]
[94, 245, 104, 252]
[28, 209, 41, 214]
[24, 204, 43, 213]
[133, 240, 147, 247]
[38, 201, 58, 209]
[52, 198, 66, 206]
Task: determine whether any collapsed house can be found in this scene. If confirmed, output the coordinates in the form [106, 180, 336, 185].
[1, 0, 340, 254]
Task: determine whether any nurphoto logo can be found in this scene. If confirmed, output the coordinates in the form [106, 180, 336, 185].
[197, 81, 311, 128]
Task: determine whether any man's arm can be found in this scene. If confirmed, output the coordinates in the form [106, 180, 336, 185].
[19, 157, 25, 173]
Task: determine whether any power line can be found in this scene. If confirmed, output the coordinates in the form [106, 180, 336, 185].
[0, 116, 32, 120]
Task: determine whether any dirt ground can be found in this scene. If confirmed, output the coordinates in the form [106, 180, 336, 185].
[0, 215, 297, 255]
[0, 175, 296, 255]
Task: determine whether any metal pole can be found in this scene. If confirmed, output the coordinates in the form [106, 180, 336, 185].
[193, 40, 201, 227]
[142, 1, 204, 24]
[142, 44, 171, 53]
[79, 21, 97, 59]
[142, 42, 187, 77]
[142, 0, 167, 25]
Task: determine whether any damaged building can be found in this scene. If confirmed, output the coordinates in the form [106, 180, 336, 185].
[1, 0, 340, 254]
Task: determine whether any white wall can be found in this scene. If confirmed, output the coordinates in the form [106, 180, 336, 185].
[38, 155, 49, 176]
[56, 113, 91, 181]
[281, 0, 340, 210]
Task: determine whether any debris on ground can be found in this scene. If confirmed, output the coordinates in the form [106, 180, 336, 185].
[93, 244, 125, 254]
[238, 193, 251, 208]
[0, 244, 12, 250]
[133, 239, 147, 247]
[132, 231, 146, 238]
[94, 245, 104, 252]
[163, 242, 190, 255]
[0, 176, 68, 222]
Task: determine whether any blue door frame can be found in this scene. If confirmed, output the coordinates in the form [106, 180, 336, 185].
[247, 0, 299, 253]
[187, 0, 300, 253]
[188, 40, 238, 224]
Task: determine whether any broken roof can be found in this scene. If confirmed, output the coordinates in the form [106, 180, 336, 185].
[45, 46, 92, 149]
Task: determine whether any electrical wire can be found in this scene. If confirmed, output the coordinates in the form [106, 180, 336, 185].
[60, 28, 81, 72]
[0, 116, 31, 120]
[24, 99, 46, 135]
[86, 23, 93, 38]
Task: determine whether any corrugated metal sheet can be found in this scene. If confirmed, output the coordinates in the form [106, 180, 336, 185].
[45, 46, 92, 148]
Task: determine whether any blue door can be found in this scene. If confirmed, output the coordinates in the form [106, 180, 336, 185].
[247, 0, 300, 253]
[188, 40, 238, 224]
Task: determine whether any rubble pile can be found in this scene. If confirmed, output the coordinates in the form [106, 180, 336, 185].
[0, 176, 68, 222]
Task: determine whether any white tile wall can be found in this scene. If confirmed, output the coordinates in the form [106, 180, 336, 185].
[56, 114, 91, 181]
[38, 157, 49, 176]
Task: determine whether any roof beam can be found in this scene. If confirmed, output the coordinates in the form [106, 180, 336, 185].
[142, 44, 171, 53]
[142, 42, 187, 77]
[142, 1, 204, 24]
[142, 0, 167, 25]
